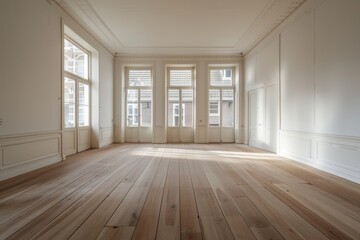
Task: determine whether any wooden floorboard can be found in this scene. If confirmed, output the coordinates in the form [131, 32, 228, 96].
[0, 143, 359, 240]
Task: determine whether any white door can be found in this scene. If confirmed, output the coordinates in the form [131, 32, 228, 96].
[249, 84, 278, 152]
[249, 88, 265, 149]
[63, 78, 91, 155]
[63, 38, 91, 156]
[208, 68, 235, 143]
[167, 68, 194, 143]
[125, 68, 153, 143]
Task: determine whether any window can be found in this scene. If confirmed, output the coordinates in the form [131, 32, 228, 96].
[169, 69, 193, 86]
[63, 37, 90, 129]
[127, 103, 139, 126]
[64, 39, 89, 79]
[129, 69, 151, 87]
[209, 67, 234, 127]
[173, 103, 186, 127]
[209, 102, 219, 115]
[223, 69, 232, 80]
[210, 69, 233, 86]
[126, 68, 152, 127]
[209, 89, 220, 126]
[64, 77, 76, 128]
[167, 68, 194, 128]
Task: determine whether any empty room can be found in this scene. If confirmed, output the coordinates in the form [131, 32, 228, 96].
[0, 0, 359, 239]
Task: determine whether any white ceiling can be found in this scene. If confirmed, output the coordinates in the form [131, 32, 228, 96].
[55, 0, 305, 55]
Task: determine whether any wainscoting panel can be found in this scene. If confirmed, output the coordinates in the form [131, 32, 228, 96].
[0, 132, 62, 180]
[280, 130, 360, 183]
[99, 127, 113, 147]
[280, 131, 312, 160]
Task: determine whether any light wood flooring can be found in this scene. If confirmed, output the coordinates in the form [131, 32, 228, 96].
[0, 144, 359, 240]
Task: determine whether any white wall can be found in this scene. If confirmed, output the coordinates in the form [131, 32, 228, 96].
[0, 0, 114, 180]
[99, 51, 114, 147]
[114, 56, 242, 144]
[244, 35, 279, 152]
[244, 0, 360, 183]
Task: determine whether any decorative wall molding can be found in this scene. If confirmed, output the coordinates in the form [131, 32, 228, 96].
[280, 130, 360, 183]
[99, 127, 114, 148]
[0, 132, 62, 181]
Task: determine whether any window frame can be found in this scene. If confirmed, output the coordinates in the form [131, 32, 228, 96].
[125, 67, 153, 128]
[63, 35, 91, 129]
[208, 67, 235, 128]
[166, 67, 195, 128]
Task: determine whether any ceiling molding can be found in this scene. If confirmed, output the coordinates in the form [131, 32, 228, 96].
[234, 0, 305, 54]
[56, 0, 305, 55]
[55, 0, 121, 53]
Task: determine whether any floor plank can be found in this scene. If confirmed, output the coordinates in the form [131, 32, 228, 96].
[0, 144, 359, 240]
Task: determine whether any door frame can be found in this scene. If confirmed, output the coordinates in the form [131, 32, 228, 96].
[62, 36, 91, 156]
[166, 66, 195, 143]
[125, 67, 153, 143]
[207, 67, 236, 143]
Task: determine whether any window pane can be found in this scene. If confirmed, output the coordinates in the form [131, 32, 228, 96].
[79, 83, 89, 105]
[64, 103, 75, 128]
[127, 89, 138, 127]
[168, 89, 179, 127]
[169, 69, 192, 86]
[209, 89, 220, 126]
[78, 105, 90, 127]
[140, 89, 152, 126]
[222, 89, 234, 127]
[64, 77, 75, 103]
[210, 69, 232, 86]
[182, 89, 193, 127]
[129, 69, 151, 86]
[64, 39, 89, 79]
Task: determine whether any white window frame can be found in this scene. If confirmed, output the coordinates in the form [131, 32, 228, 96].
[208, 67, 235, 128]
[125, 67, 153, 128]
[167, 67, 194, 128]
[63, 36, 91, 129]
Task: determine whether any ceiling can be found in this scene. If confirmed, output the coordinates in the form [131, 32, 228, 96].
[55, 0, 305, 55]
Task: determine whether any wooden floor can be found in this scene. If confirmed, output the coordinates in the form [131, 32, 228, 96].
[0, 144, 359, 240]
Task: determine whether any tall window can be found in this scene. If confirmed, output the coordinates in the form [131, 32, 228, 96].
[63, 38, 90, 128]
[209, 68, 234, 127]
[167, 68, 194, 127]
[126, 68, 152, 127]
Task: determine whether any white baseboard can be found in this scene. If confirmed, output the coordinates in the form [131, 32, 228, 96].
[279, 130, 360, 183]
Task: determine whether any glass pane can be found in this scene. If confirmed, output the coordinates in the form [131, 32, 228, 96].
[182, 89, 193, 127]
[129, 69, 151, 86]
[168, 89, 179, 127]
[64, 39, 89, 79]
[222, 89, 234, 127]
[127, 89, 138, 127]
[169, 69, 192, 86]
[209, 89, 220, 126]
[64, 77, 76, 103]
[78, 105, 89, 127]
[140, 89, 152, 126]
[79, 83, 89, 105]
[210, 69, 232, 86]
[64, 103, 75, 128]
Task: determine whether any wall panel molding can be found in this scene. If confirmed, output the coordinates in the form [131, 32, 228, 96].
[280, 130, 360, 183]
[99, 127, 113, 148]
[0, 132, 62, 181]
